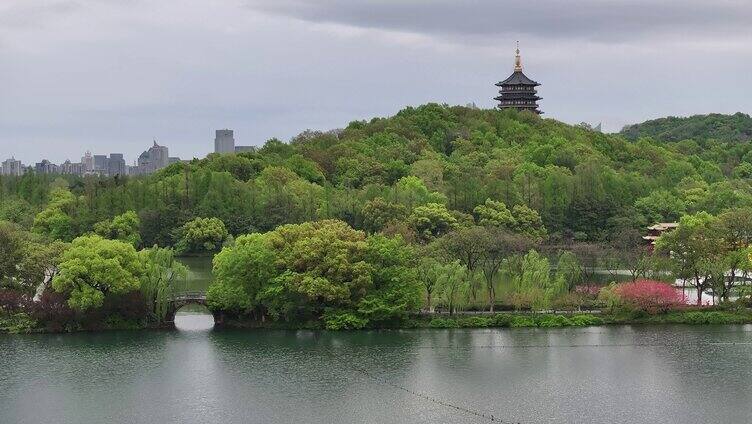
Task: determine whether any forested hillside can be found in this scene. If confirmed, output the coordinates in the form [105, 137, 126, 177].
[4, 104, 752, 331]
[620, 112, 752, 143]
[3, 104, 752, 244]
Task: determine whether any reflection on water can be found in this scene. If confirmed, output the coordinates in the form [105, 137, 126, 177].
[175, 256, 214, 293]
[175, 310, 214, 332]
[1, 326, 751, 424]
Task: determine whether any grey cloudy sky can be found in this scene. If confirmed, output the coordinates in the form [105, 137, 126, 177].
[1, 0, 751, 164]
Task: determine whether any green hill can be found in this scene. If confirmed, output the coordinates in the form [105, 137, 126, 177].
[620, 112, 752, 143]
[4, 104, 752, 244]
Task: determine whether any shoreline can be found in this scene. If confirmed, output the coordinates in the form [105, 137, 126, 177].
[4, 308, 750, 335]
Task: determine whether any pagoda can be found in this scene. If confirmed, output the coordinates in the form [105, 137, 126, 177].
[494, 43, 542, 114]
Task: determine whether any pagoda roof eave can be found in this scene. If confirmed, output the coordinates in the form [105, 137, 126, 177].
[496, 70, 540, 86]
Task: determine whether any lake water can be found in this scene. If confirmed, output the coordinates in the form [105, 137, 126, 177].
[174, 256, 214, 293]
[1, 323, 751, 424]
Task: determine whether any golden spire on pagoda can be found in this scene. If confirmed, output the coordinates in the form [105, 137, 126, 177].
[514, 41, 523, 72]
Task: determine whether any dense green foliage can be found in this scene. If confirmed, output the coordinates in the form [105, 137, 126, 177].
[621, 112, 752, 143]
[51, 236, 144, 311]
[174, 217, 229, 254]
[207, 220, 421, 327]
[3, 105, 752, 332]
[4, 106, 752, 244]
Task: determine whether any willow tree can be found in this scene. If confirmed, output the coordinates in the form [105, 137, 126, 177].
[139, 247, 187, 323]
[434, 261, 467, 315]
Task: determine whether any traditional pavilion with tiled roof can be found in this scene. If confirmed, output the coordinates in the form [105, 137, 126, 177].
[495, 43, 542, 114]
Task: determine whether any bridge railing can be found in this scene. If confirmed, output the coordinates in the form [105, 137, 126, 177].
[169, 291, 207, 302]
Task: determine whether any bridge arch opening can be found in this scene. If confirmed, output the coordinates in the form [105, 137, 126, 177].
[174, 303, 215, 331]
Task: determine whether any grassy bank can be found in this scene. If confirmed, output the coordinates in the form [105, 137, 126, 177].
[403, 310, 752, 329]
[217, 309, 752, 331]
[4, 309, 752, 334]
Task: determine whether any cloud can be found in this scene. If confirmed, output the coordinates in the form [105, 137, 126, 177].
[1, 0, 751, 164]
[0, 1, 82, 29]
[245, 0, 752, 44]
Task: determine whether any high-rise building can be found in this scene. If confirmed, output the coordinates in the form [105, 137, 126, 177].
[1, 157, 23, 176]
[150, 141, 169, 168]
[94, 155, 108, 173]
[134, 140, 170, 175]
[35, 159, 59, 174]
[234, 145, 256, 153]
[81, 151, 94, 173]
[494, 43, 542, 114]
[107, 154, 126, 176]
[215, 129, 235, 154]
[61, 160, 83, 175]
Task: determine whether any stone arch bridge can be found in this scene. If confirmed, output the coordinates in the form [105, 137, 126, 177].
[165, 291, 222, 325]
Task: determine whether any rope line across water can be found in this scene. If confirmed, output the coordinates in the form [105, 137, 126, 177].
[324, 348, 522, 423]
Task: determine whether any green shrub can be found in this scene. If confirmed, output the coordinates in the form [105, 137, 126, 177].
[491, 314, 514, 327]
[569, 314, 604, 326]
[510, 316, 536, 328]
[458, 316, 493, 328]
[0, 313, 37, 333]
[429, 318, 460, 328]
[103, 315, 143, 330]
[323, 311, 369, 330]
[536, 315, 572, 327]
[676, 311, 746, 325]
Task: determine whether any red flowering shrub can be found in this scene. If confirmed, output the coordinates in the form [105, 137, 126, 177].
[613, 280, 685, 313]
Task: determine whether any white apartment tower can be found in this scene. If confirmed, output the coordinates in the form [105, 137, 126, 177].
[1, 157, 23, 176]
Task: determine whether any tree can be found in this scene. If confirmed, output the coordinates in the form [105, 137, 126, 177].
[52, 235, 143, 311]
[392, 176, 446, 210]
[568, 242, 608, 283]
[612, 280, 684, 313]
[554, 250, 583, 292]
[0, 197, 35, 227]
[607, 227, 652, 282]
[433, 261, 467, 315]
[258, 220, 373, 320]
[207, 233, 276, 315]
[715, 209, 752, 301]
[655, 212, 723, 306]
[94, 211, 142, 247]
[357, 234, 422, 323]
[0, 221, 26, 288]
[361, 197, 408, 234]
[139, 247, 187, 322]
[439, 226, 489, 304]
[207, 220, 422, 326]
[416, 256, 442, 312]
[473, 199, 516, 228]
[408, 203, 458, 242]
[473, 199, 547, 242]
[174, 217, 229, 254]
[506, 250, 560, 310]
[511, 204, 547, 242]
[634, 190, 686, 224]
[0, 221, 67, 294]
[32, 188, 76, 242]
[480, 229, 531, 312]
[17, 240, 67, 296]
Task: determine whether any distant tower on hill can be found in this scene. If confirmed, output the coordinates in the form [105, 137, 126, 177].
[494, 42, 542, 114]
[214, 129, 235, 154]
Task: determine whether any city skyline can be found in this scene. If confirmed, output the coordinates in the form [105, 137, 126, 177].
[2, 1, 752, 164]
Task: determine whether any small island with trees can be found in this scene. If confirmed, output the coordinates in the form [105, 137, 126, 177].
[2, 105, 752, 333]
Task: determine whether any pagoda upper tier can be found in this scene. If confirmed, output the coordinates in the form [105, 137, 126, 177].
[494, 44, 542, 114]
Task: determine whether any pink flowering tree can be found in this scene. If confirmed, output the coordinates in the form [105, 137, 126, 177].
[612, 279, 685, 313]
